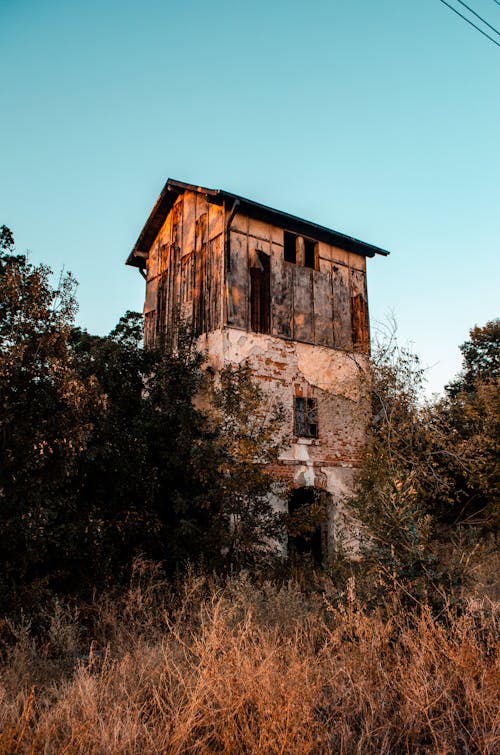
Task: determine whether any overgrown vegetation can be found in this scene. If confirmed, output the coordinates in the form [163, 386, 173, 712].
[0, 226, 284, 609]
[349, 317, 499, 608]
[0, 226, 498, 752]
[0, 568, 498, 754]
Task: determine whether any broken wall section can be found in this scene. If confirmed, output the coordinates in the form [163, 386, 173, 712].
[203, 327, 371, 474]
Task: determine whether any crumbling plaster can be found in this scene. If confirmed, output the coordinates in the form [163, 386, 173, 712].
[201, 327, 370, 508]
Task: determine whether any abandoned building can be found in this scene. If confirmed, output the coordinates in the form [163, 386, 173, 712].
[127, 179, 389, 559]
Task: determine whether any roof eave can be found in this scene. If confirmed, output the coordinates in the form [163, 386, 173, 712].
[126, 180, 390, 267]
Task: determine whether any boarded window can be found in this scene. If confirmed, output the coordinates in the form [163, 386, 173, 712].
[250, 251, 270, 334]
[351, 293, 369, 350]
[284, 232, 318, 270]
[294, 397, 318, 438]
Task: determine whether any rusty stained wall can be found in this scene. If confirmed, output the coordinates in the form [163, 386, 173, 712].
[143, 191, 224, 347]
[228, 213, 370, 352]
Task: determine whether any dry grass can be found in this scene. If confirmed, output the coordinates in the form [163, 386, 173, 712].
[0, 567, 498, 754]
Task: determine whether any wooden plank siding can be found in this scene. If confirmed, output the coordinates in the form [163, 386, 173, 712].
[332, 264, 352, 350]
[142, 197, 370, 355]
[313, 269, 334, 347]
[350, 267, 370, 352]
[271, 248, 293, 339]
[293, 265, 314, 343]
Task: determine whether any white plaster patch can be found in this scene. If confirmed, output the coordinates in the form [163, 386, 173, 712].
[295, 343, 368, 401]
[322, 466, 355, 499]
[294, 465, 316, 487]
[293, 443, 310, 462]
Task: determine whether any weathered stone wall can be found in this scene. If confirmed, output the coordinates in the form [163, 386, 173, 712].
[201, 327, 370, 552]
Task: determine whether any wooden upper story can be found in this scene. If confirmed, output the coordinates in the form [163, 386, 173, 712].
[127, 179, 389, 352]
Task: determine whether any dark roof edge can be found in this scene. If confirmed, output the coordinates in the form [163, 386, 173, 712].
[220, 190, 390, 258]
[126, 179, 390, 268]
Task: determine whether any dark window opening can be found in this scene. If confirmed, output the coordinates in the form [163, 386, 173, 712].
[294, 396, 318, 438]
[284, 231, 297, 263]
[283, 232, 318, 270]
[250, 251, 271, 334]
[287, 487, 326, 565]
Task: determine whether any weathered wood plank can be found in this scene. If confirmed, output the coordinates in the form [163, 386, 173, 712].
[144, 275, 158, 314]
[332, 264, 352, 349]
[350, 268, 369, 352]
[293, 266, 314, 343]
[271, 250, 292, 338]
[211, 234, 223, 330]
[182, 191, 195, 254]
[229, 230, 248, 329]
[313, 269, 334, 347]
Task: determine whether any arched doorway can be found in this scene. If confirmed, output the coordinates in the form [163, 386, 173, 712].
[287, 487, 330, 565]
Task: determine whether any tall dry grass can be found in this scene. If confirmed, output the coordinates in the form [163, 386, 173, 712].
[0, 565, 498, 754]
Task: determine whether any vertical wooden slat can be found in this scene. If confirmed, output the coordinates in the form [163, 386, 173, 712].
[313, 270, 334, 347]
[229, 230, 248, 329]
[293, 266, 314, 342]
[332, 264, 352, 349]
[350, 268, 369, 352]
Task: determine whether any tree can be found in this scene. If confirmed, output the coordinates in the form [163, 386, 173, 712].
[441, 320, 500, 528]
[70, 320, 285, 577]
[0, 227, 104, 604]
[1, 226, 286, 608]
[348, 329, 442, 602]
[210, 363, 286, 570]
[348, 318, 499, 605]
[447, 319, 499, 397]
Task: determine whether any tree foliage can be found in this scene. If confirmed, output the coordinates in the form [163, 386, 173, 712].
[0, 227, 283, 608]
[0, 226, 104, 604]
[349, 319, 499, 605]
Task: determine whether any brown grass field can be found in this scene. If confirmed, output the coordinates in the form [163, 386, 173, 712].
[0, 566, 498, 754]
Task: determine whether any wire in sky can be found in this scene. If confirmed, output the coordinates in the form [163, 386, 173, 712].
[454, 0, 500, 35]
[438, 0, 500, 47]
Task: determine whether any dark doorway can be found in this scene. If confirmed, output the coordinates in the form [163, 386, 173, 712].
[287, 487, 328, 565]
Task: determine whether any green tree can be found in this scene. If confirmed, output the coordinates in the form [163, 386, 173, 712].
[0, 226, 285, 608]
[440, 320, 500, 528]
[0, 227, 104, 604]
[349, 319, 499, 604]
[210, 363, 286, 570]
[447, 319, 499, 397]
[70, 322, 284, 577]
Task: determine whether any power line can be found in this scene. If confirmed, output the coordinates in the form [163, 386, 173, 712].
[438, 0, 500, 47]
[454, 0, 500, 35]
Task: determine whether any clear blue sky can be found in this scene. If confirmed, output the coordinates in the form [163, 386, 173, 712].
[1, 0, 499, 394]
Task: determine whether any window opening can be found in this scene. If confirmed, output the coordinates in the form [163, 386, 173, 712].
[304, 238, 317, 269]
[250, 251, 271, 334]
[294, 397, 318, 438]
[284, 232, 296, 263]
[283, 231, 318, 269]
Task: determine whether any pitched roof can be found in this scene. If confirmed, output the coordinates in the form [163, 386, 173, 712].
[126, 178, 390, 268]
